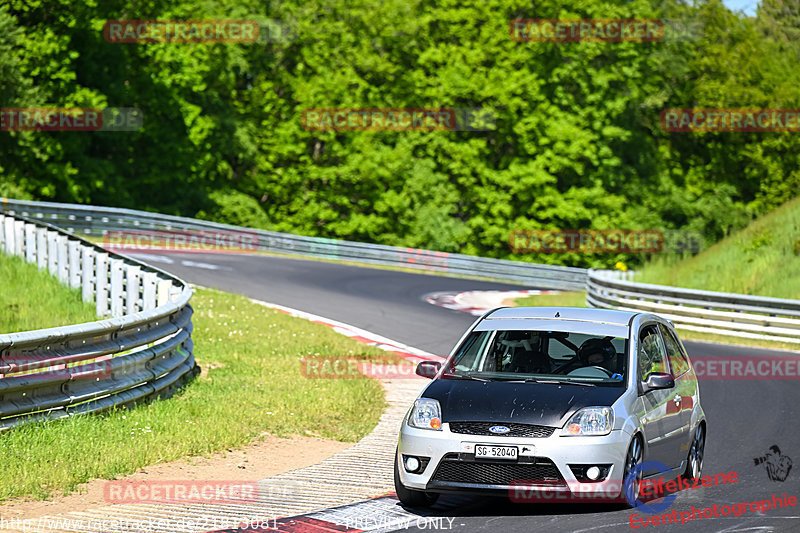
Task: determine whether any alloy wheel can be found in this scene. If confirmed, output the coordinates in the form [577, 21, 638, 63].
[623, 437, 643, 503]
[688, 425, 705, 479]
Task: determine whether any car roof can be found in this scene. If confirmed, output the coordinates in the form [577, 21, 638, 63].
[485, 307, 638, 326]
[475, 307, 638, 338]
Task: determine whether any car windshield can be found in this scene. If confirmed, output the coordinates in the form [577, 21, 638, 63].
[443, 329, 628, 386]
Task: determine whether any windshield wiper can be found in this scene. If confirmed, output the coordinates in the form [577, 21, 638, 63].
[489, 377, 563, 384]
[524, 378, 596, 387]
[441, 373, 489, 382]
[559, 380, 596, 387]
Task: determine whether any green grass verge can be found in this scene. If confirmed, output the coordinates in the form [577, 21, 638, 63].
[0, 253, 97, 333]
[0, 287, 390, 501]
[513, 291, 798, 352]
[514, 291, 588, 308]
[636, 195, 800, 299]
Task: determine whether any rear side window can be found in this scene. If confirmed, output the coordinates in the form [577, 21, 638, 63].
[659, 323, 690, 377]
[638, 325, 668, 381]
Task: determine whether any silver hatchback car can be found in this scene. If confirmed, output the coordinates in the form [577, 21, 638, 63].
[395, 307, 706, 507]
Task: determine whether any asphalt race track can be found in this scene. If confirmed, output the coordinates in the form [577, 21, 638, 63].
[134, 251, 800, 533]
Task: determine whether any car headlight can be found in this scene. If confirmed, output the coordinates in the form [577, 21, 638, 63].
[561, 407, 613, 436]
[408, 398, 442, 430]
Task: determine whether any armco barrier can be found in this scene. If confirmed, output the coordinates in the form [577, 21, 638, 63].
[0, 198, 589, 290]
[587, 269, 800, 344]
[1, 198, 796, 410]
[0, 212, 198, 430]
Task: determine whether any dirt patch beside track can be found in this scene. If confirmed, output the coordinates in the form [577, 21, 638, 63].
[0, 433, 349, 522]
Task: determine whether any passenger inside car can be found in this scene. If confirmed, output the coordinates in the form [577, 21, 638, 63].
[577, 338, 618, 373]
[445, 329, 628, 382]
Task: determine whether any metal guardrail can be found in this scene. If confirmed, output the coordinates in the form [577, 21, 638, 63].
[0, 198, 589, 290]
[587, 269, 800, 344]
[3, 196, 796, 375]
[0, 211, 198, 430]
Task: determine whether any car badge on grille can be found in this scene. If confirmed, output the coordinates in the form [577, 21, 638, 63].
[489, 425, 511, 434]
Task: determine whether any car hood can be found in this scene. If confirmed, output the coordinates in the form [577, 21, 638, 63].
[423, 378, 625, 428]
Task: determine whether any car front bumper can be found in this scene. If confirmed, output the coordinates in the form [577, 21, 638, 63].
[397, 422, 634, 502]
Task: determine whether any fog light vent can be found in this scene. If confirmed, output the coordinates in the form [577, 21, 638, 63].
[568, 464, 612, 483]
[402, 455, 431, 474]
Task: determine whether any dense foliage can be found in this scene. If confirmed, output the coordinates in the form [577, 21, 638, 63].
[1, 0, 799, 267]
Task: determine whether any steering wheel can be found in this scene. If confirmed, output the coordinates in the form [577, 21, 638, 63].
[567, 366, 613, 379]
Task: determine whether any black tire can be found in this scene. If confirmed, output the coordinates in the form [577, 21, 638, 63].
[394, 451, 439, 508]
[620, 436, 643, 507]
[681, 424, 705, 481]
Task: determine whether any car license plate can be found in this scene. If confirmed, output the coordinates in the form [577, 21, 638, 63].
[475, 445, 518, 460]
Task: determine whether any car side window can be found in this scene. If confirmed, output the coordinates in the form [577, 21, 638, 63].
[658, 324, 690, 377]
[450, 331, 491, 372]
[638, 325, 668, 382]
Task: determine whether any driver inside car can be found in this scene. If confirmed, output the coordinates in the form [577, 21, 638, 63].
[577, 338, 618, 374]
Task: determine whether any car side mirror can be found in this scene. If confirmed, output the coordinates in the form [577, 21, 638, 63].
[639, 372, 675, 394]
[416, 361, 442, 379]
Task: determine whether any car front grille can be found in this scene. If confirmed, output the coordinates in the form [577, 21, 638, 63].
[448, 421, 555, 438]
[431, 454, 565, 487]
